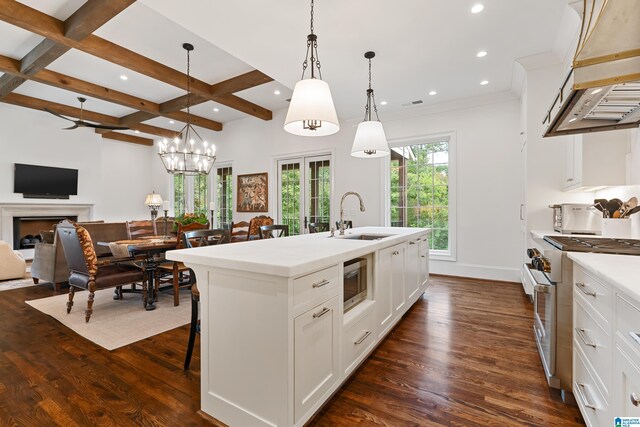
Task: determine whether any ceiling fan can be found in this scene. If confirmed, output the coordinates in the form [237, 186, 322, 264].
[44, 97, 129, 131]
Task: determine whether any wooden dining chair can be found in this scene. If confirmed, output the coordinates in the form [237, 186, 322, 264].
[259, 224, 289, 239]
[126, 220, 157, 239]
[56, 220, 147, 322]
[308, 222, 330, 233]
[182, 229, 230, 247]
[155, 221, 208, 306]
[229, 221, 250, 242]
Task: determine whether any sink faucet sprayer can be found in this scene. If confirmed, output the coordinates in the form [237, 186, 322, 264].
[339, 192, 366, 235]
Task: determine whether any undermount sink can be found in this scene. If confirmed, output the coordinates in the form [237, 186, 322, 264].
[337, 234, 394, 240]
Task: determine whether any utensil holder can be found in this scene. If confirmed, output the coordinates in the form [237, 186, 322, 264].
[601, 218, 631, 238]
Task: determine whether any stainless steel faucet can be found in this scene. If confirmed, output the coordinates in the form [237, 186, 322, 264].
[339, 191, 365, 235]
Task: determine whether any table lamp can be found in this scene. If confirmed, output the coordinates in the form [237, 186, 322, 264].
[144, 191, 163, 222]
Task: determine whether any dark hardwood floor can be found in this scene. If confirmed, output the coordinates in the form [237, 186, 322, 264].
[0, 276, 584, 426]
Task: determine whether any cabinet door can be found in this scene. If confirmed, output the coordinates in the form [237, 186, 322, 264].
[616, 347, 640, 419]
[294, 296, 339, 422]
[376, 246, 394, 336]
[563, 137, 575, 189]
[405, 239, 420, 303]
[391, 244, 406, 316]
[419, 235, 429, 290]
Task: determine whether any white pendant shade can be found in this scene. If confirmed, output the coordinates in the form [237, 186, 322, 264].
[351, 121, 389, 158]
[284, 78, 340, 137]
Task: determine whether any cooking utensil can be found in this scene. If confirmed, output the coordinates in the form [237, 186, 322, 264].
[592, 199, 607, 215]
[606, 199, 623, 218]
[625, 206, 640, 217]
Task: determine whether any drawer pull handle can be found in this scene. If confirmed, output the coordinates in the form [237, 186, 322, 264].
[409, 241, 417, 245]
[421, 255, 426, 258]
[629, 332, 640, 347]
[392, 251, 399, 255]
[631, 393, 640, 407]
[575, 282, 596, 297]
[576, 328, 597, 348]
[575, 382, 597, 410]
[312, 279, 330, 288]
[354, 330, 371, 345]
[313, 307, 330, 319]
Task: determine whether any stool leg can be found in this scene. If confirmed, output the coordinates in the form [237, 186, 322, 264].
[184, 294, 199, 370]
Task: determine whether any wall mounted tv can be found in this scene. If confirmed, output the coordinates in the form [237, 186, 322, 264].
[13, 163, 78, 199]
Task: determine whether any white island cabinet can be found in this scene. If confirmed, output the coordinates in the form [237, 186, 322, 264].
[166, 226, 430, 427]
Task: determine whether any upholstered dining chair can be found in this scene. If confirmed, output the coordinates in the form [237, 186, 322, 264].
[259, 224, 289, 239]
[56, 220, 147, 322]
[248, 215, 273, 240]
[336, 220, 353, 230]
[308, 222, 330, 233]
[155, 221, 208, 306]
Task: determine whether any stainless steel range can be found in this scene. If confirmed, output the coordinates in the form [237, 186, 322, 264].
[524, 235, 640, 403]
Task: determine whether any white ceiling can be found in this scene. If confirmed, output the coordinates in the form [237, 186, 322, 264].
[0, 0, 570, 138]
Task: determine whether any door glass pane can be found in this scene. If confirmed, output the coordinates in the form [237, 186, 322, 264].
[280, 163, 301, 235]
[173, 174, 185, 217]
[307, 159, 331, 225]
[193, 174, 208, 216]
[216, 166, 233, 228]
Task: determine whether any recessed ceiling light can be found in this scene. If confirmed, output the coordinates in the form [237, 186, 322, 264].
[591, 88, 603, 95]
[476, 51, 487, 58]
[120, 74, 128, 81]
[471, 4, 484, 13]
[134, 130, 140, 134]
[380, 101, 388, 106]
[480, 80, 489, 85]
[169, 120, 175, 124]
[569, 117, 578, 122]
[428, 91, 437, 96]
[213, 108, 220, 112]
[274, 90, 281, 95]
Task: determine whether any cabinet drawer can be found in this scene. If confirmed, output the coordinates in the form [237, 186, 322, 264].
[574, 296, 611, 397]
[342, 309, 375, 376]
[616, 294, 640, 364]
[293, 265, 339, 309]
[573, 345, 610, 427]
[616, 346, 640, 418]
[573, 267, 611, 327]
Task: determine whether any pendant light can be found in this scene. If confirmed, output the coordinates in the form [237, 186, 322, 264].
[284, 0, 339, 137]
[351, 51, 389, 158]
[158, 43, 216, 175]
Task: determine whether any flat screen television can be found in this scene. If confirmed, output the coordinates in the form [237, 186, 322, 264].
[13, 163, 78, 199]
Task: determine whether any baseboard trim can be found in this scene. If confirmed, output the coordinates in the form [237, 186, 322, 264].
[430, 261, 520, 283]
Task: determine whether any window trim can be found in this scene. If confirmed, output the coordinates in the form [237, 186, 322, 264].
[383, 131, 457, 262]
[212, 162, 233, 228]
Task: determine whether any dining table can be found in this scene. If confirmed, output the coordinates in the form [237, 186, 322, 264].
[98, 237, 177, 311]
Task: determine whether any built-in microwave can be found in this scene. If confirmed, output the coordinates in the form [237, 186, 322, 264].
[343, 258, 367, 312]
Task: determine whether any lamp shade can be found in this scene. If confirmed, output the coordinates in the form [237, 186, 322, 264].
[144, 192, 163, 207]
[351, 121, 390, 158]
[284, 78, 340, 137]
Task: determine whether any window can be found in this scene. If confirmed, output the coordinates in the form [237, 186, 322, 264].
[277, 154, 332, 236]
[173, 173, 209, 218]
[388, 133, 455, 259]
[216, 166, 233, 228]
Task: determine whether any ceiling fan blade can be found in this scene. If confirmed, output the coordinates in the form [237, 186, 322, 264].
[84, 123, 130, 131]
[62, 124, 79, 130]
[44, 108, 75, 122]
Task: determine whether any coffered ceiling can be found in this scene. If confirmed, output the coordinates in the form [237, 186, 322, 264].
[0, 0, 570, 146]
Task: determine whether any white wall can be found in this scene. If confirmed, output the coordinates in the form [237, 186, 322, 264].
[0, 103, 154, 221]
[152, 96, 525, 282]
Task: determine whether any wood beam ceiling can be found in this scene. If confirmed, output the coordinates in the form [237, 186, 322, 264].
[0, 92, 179, 140]
[97, 130, 153, 146]
[0, 0, 134, 97]
[0, 0, 274, 121]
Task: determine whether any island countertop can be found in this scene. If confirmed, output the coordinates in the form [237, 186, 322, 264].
[166, 226, 430, 277]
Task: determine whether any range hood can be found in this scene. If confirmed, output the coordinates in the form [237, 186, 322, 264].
[543, 0, 640, 137]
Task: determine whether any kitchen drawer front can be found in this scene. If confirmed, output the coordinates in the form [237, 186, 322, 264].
[615, 345, 640, 418]
[573, 267, 611, 328]
[293, 265, 339, 310]
[616, 294, 640, 364]
[342, 309, 376, 376]
[573, 344, 610, 427]
[574, 294, 611, 397]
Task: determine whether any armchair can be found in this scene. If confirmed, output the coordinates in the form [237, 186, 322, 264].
[0, 241, 27, 281]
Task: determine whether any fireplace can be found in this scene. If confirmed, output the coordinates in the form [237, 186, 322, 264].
[0, 203, 93, 249]
[12, 216, 78, 249]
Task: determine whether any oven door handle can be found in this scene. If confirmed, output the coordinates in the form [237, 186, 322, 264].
[534, 283, 552, 294]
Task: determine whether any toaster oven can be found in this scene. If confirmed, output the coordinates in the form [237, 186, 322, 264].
[549, 203, 601, 235]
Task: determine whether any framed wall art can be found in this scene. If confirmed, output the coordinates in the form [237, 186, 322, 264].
[237, 172, 268, 212]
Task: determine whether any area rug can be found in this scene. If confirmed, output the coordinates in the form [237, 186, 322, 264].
[26, 288, 191, 350]
[0, 266, 35, 292]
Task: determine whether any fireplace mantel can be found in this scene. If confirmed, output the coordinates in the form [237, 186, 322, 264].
[0, 203, 93, 247]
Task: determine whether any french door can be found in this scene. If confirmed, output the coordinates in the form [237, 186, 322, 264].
[278, 154, 332, 235]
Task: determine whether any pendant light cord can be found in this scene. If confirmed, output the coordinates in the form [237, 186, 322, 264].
[301, 0, 322, 80]
[186, 48, 191, 127]
[363, 57, 381, 122]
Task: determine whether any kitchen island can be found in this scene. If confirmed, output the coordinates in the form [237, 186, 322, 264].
[167, 226, 430, 427]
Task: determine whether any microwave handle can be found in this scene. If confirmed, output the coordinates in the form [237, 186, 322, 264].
[548, 204, 561, 209]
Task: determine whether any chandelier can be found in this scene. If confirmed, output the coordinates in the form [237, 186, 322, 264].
[351, 51, 389, 158]
[158, 43, 216, 175]
[284, 0, 339, 137]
